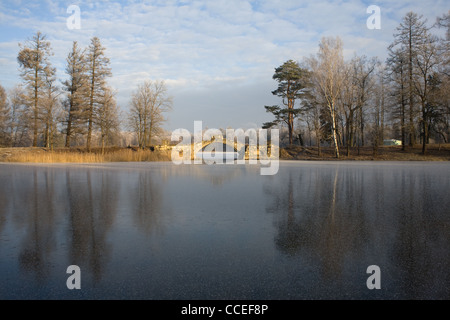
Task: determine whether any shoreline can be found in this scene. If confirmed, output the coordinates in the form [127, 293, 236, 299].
[1, 144, 450, 163]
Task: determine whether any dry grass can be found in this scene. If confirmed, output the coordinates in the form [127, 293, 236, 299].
[1, 147, 171, 163]
[280, 144, 450, 161]
[1, 144, 450, 163]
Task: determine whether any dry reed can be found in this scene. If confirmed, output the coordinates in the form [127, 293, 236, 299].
[5, 148, 172, 163]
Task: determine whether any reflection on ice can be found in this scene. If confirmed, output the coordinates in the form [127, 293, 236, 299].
[0, 162, 449, 299]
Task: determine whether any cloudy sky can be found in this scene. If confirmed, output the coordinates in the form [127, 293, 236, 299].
[0, 0, 447, 131]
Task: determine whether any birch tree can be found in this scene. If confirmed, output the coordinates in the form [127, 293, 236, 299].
[308, 36, 346, 158]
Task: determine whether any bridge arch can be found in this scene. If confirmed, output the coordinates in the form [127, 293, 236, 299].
[193, 138, 246, 156]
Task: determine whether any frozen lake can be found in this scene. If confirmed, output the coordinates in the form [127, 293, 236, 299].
[0, 161, 449, 299]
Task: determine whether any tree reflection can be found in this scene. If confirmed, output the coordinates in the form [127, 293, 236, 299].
[268, 165, 369, 281]
[392, 168, 450, 299]
[131, 170, 165, 235]
[267, 163, 450, 298]
[66, 168, 117, 283]
[18, 168, 58, 282]
[0, 169, 10, 235]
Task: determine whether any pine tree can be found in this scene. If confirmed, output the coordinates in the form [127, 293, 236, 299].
[17, 31, 54, 147]
[85, 37, 111, 151]
[263, 60, 309, 145]
[96, 87, 120, 154]
[63, 41, 88, 147]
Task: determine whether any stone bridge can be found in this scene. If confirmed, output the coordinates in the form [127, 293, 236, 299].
[192, 137, 262, 161]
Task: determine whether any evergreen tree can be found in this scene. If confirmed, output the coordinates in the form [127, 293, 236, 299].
[17, 31, 54, 147]
[85, 37, 111, 151]
[263, 60, 309, 145]
[63, 41, 88, 147]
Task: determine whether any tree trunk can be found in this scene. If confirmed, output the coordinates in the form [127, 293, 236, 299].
[380, 86, 385, 143]
[422, 104, 427, 155]
[373, 131, 379, 156]
[288, 111, 293, 145]
[316, 128, 321, 156]
[143, 118, 148, 149]
[87, 109, 93, 151]
[33, 76, 38, 147]
[360, 110, 365, 147]
[401, 102, 406, 151]
[101, 135, 105, 155]
[45, 121, 50, 148]
[330, 103, 340, 158]
[66, 116, 72, 148]
[87, 62, 96, 152]
[66, 95, 74, 147]
[408, 28, 415, 147]
[346, 110, 353, 157]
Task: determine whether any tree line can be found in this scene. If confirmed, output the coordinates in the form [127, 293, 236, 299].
[0, 32, 172, 151]
[264, 11, 450, 156]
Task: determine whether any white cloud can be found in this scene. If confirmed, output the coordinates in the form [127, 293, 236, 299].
[0, 0, 447, 130]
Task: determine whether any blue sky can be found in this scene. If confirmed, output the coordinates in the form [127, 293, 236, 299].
[0, 0, 448, 131]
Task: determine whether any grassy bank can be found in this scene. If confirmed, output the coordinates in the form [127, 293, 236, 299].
[0, 147, 172, 163]
[1, 144, 450, 163]
[280, 144, 450, 161]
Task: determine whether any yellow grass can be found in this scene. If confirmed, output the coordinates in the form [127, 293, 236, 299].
[2, 144, 450, 163]
[3, 148, 172, 163]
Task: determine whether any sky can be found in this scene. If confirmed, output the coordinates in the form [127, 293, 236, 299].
[0, 0, 448, 132]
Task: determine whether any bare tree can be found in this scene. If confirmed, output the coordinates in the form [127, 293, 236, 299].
[0, 84, 10, 146]
[302, 85, 325, 156]
[85, 37, 111, 151]
[8, 85, 30, 147]
[372, 65, 387, 155]
[17, 31, 54, 147]
[413, 31, 440, 154]
[434, 11, 450, 144]
[307, 36, 346, 158]
[128, 80, 173, 149]
[386, 48, 408, 150]
[435, 11, 450, 77]
[347, 55, 378, 155]
[96, 87, 121, 154]
[389, 12, 429, 146]
[41, 66, 60, 149]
